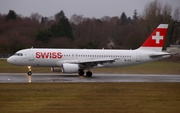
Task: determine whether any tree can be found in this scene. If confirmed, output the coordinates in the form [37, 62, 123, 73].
[36, 30, 53, 43]
[36, 10, 73, 43]
[161, 3, 172, 23]
[6, 10, 17, 20]
[30, 13, 41, 21]
[70, 14, 84, 25]
[50, 10, 73, 39]
[143, 0, 162, 28]
[133, 9, 138, 20]
[173, 7, 180, 22]
[55, 10, 65, 22]
[119, 12, 127, 25]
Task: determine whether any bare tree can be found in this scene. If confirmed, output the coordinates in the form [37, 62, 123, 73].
[173, 7, 180, 21]
[70, 14, 84, 24]
[161, 3, 172, 23]
[30, 13, 42, 22]
[143, 0, 162, 28]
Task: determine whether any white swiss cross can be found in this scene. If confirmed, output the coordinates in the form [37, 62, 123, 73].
[152, 32, 163, 44]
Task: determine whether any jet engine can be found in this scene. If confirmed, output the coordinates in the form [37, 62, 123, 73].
[62, 63, 79, 73]
[51, 67, 61, 72]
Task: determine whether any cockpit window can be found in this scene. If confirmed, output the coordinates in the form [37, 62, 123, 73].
[14, 53, 23, 56]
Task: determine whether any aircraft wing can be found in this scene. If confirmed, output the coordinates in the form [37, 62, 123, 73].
[63, 58, 118, 68]
[79, 58, 117, 68]
[65, 58, 116, 64]
[79, 58, 116, 63]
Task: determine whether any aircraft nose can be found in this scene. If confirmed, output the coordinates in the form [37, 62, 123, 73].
[7, 57, 13, 64]
[7, 56, 18, 65]
[7, 56, 23, 66]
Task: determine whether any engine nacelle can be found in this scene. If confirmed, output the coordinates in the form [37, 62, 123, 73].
[51, 67, 61, 72]
[62, 63, 79, 73]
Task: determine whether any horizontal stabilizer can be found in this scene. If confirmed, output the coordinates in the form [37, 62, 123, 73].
[149, 53, 170, 58]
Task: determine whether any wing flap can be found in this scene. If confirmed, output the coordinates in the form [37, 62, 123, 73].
[64, 58, 116, 64]
[79, 58, 115, 64]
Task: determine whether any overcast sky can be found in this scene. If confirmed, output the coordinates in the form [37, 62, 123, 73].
[0, 0, 180, 19]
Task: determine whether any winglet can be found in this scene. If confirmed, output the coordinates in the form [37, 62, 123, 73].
[138, 24, 168, 52]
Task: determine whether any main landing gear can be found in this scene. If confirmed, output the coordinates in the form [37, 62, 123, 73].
[27, 66, 32, 76]
[86, 71, 92, 77]
[78, 69, 92, 77]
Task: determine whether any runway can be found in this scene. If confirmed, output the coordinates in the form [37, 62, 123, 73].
[0, 73, 180, 83]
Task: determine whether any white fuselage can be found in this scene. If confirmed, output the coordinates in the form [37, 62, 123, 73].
[7, 48, 169, 68]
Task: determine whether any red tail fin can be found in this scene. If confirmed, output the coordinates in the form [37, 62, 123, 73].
[138, 24, 168, 51]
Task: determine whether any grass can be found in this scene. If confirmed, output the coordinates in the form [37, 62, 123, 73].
[93, 61, 180, 74]
[0, 59, 180, 74]
[0, 83, 180, 113]
[0, 59, 180, 112]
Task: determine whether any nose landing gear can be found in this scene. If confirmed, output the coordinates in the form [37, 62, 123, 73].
[27, 66, 32, 76]
[27, 66, 32, 82]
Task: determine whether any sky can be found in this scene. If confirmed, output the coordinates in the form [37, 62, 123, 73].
[0, 0, 180, 19]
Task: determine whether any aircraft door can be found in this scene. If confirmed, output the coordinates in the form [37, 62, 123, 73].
[29, 50, 34, 61]
[136, 52, 141, 62]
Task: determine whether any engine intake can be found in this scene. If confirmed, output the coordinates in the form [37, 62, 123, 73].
[62, 63, 79, 73]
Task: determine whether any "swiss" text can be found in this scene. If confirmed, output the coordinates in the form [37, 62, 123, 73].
[36, 52, 62, 59]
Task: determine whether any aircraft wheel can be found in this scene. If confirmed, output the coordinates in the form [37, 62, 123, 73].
[27, 66, 32, 76]
[78, 70, 84, 76]
[86, 71, 92, 77]
[28, 71, 32, 76]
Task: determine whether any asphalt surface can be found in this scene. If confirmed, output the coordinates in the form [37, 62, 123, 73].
[0, 73, 180, 83]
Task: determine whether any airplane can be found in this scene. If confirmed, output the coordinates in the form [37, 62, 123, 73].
[7, 24, 170, 77]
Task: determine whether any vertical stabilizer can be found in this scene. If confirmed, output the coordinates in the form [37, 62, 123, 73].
[138, 24, 168, 52]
